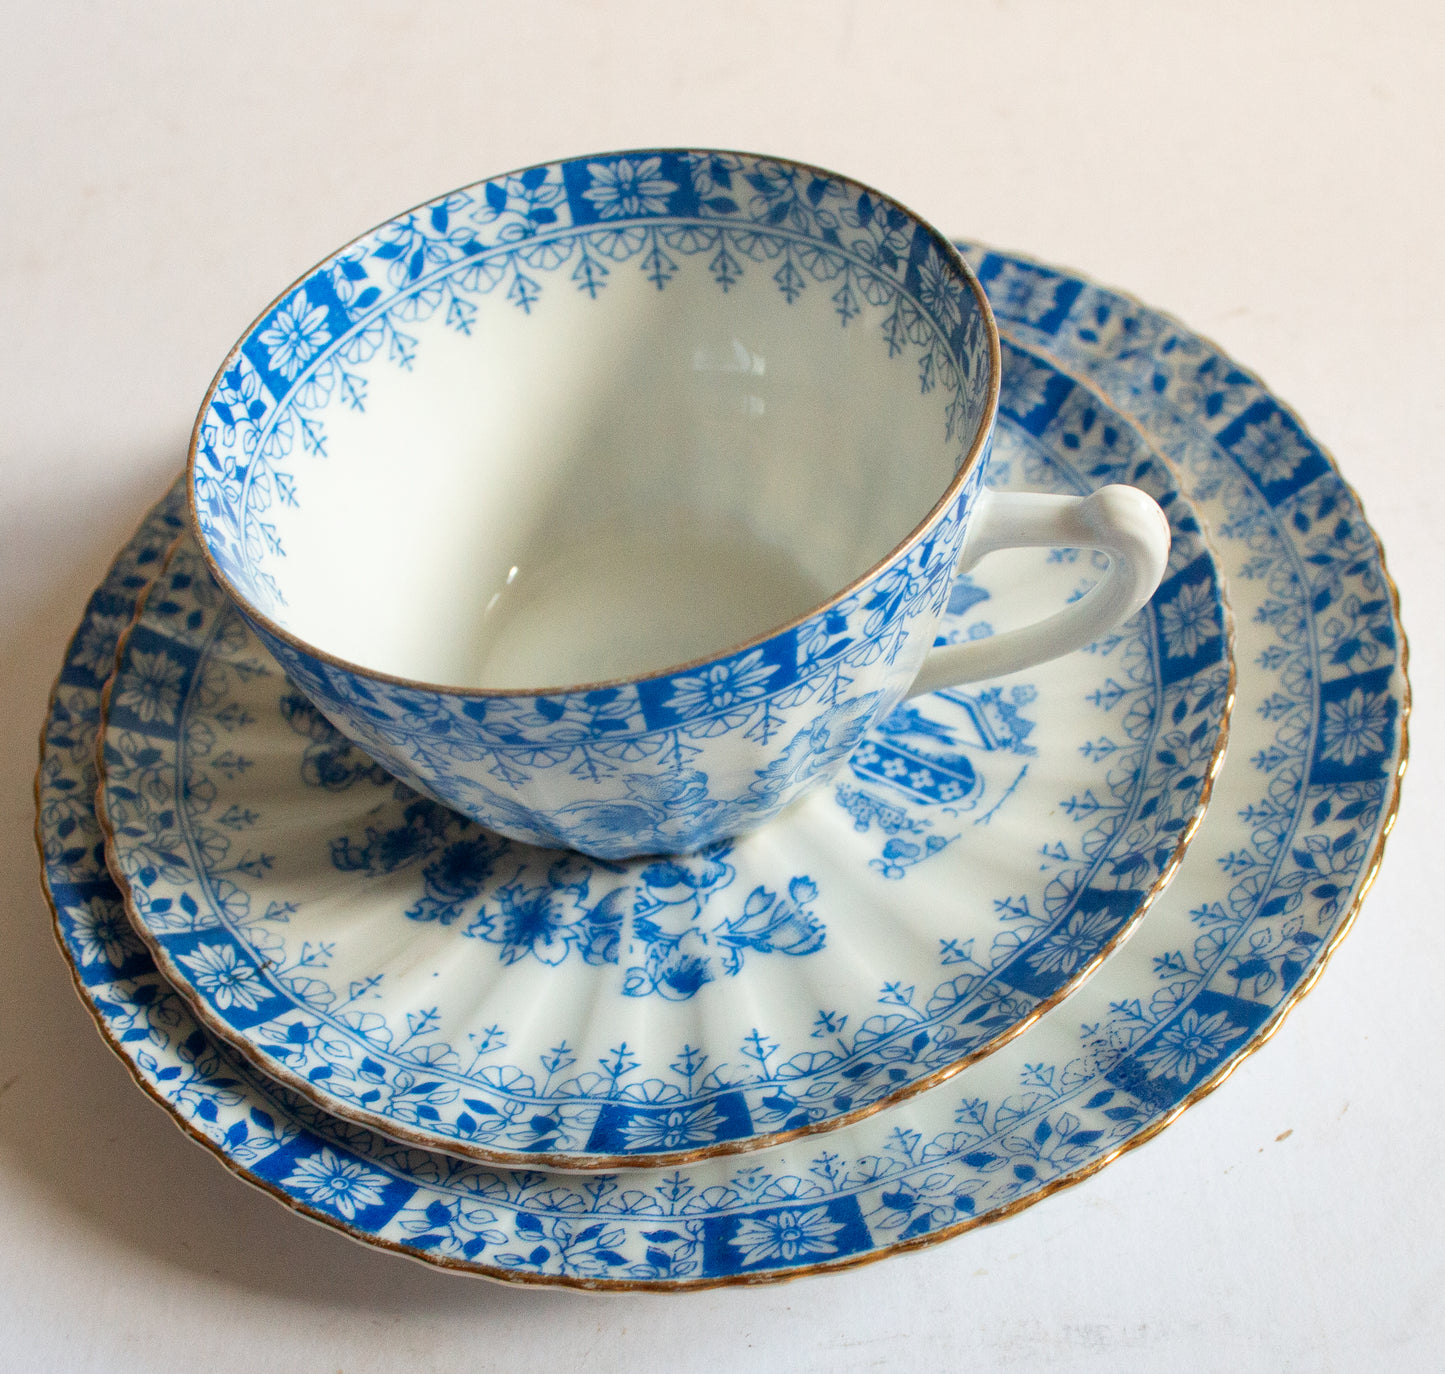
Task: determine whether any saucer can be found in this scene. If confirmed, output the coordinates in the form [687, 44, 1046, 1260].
[39, 248, 1406, 1288]
[95, 335, 1231, 1169]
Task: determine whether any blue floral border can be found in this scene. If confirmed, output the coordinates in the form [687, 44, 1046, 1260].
[193, 152, 992, 619]
[98, 343, 1229, 1164]
[187, 152, 1002, 858]
[40, 248, 1405, 1286]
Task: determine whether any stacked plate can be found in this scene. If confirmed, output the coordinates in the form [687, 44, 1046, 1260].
[38, 225, 1406, 1288]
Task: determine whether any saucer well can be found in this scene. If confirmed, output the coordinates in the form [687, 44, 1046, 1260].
[39, 248, 1405, 1288]
[95, 336, 1231, 1169]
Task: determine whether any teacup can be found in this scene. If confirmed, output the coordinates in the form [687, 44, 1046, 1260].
[188, 149, 1169, 859]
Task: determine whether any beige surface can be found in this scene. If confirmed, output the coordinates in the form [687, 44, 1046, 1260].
[1, 2, 1439, 1368]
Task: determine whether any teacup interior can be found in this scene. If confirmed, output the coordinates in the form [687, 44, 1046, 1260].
[252, 234, 979, 689]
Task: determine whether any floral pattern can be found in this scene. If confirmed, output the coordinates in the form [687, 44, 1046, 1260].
[100, 346, 1228, 1165]
[1026, 906, 1118, 977]
[1157, 578, 1220, 660]
[72, 611, 133, 680]
[280, 1149, 389, 1220]
[1137, 1008, 1239, 1083]
[619, 1103, 727, 1153]
[663, 650, 776, 716]
[66, 897, 142, 969]
[39, 245, 1405, 1288]
[1321, 687, 1391, 766]
[582, 156, 678, 219]
[731, 1206, 845, 1266]
[257, 296, 332, 380]
[175, 943, 268, 1012]
[191, 151, 998, 860]
[1238, 409, 1313, 487]
[112, 648, 186, 726]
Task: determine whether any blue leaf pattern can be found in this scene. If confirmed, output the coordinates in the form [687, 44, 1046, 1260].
[38, 248, 1404, 1285]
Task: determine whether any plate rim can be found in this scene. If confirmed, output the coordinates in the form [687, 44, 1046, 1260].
[91, 338, 1235, 1171]
[35, 249, 1408, 1289]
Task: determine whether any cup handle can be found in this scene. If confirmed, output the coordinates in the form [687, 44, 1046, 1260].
[907, 484, 1171, 698]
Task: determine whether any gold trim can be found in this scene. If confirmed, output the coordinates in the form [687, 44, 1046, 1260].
[36, 251, 1410, 1289]
[184, 148, 1002, 698]
[95, 361, 1236, 1171]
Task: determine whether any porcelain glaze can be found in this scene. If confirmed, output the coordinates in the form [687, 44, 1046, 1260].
[42, 249, 1406, 1287]
[188, 152, 1168, 858]
[100, 337, 1230, 1168]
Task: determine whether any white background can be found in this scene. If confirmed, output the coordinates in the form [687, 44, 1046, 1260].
[2, 2, 1439, 1369]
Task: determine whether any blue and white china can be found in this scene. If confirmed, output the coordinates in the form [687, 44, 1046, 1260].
[99, 337, 1230, 1169]
[189, 150, 1170, 858]
[40, 249, 1407, 1287]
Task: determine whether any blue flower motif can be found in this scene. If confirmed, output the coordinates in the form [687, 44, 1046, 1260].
[1027, 906, 1117, 976]
[66, 897, 142, 969]
[281, 1148, 389, 1219]
[1321, 687, 1390, 766]
[466, 880, 623, 967]
[663, 649, 774, 716]
[662, 951, 716, 998]
[428, 836, 499, 899]
[1005, 353, 1056, 418]
[113, 648, 186, 725]
[554, 800, 662, 848]
[731, 1206, 844, 1266]
[619, 1102, 726, 1152]
[987, 260, 1062, 324]
[482, 883, 582, 965]
[1137, 1008, 1238, 1082]
[176, 942, 267, 1012]
[1157, 579, 1217, 659]
[258, 297, 331, 379]
[751, 697, 879, 803]
[582, 157, 677, 219]
[916, 246, 964, 334]
[1241, 410, 1313, 486]
[72, 611, 133, 679]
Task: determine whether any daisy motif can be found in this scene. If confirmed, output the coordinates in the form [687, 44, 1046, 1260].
[1005, 355, 1056, 419]
[282, 1148, 390, 1220]
[66, 897, 141, 969]
[1241, 409, 1313, 486]
[114, 648, 187, 726]
[1156, 579, 1218, 660]
[258, 296, 332, 380]
[73, 612, 133, 678]
[619, 1101, 726, 1152]
[915, 247, 963, 334]
[1137, 1008, 1237, 1083]
[731, 1205, 844, 1267]
[664, 648, 775, 717]
[582, 157, 678, 219]
[985, 259, 1061, 326]
[1027, 906, 1118, 976]
[176, 941, 267, 1011]
[1321, 686, 1390, 766]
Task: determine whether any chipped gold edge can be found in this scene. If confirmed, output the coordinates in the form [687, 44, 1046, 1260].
[37, 256, 1410, 1289]
[90, 366, 1238, 1175]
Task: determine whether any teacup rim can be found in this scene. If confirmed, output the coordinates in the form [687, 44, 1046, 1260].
[186, 145, 1003, 699]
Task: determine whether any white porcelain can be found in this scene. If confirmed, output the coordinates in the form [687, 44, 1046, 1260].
[102, 335, 1230, 1169]
[42, 246, 1409, 1286]
[189, 150, 1170, 857]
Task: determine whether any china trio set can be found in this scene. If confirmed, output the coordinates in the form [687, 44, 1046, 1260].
[39, 150, 1406, 1289]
